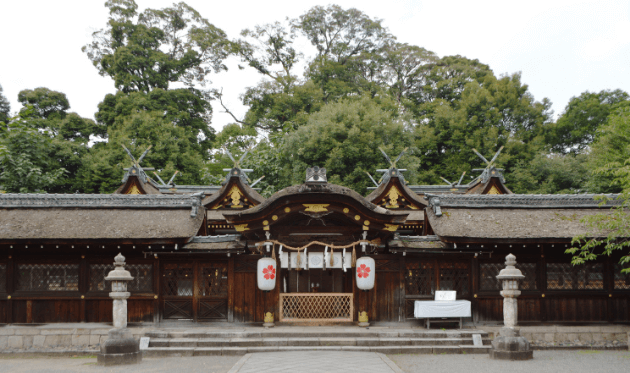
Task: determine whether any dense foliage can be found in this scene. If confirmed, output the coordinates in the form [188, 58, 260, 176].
[1, 1, 629, 200]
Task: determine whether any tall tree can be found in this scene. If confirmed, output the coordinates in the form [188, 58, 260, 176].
[567, 107, 630, 273]
[0, 84, 10, 124]
[412, 72, 551, 186]
[277, 95, 419, 194]
[0, 109, 66, 193]
[12, 88, 105, 193]
[83, 0, 232, 93]
[549, 89, 629, 154]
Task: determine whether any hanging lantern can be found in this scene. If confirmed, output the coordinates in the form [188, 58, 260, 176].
[355, 256, 375, 290]
[257, 257, 277, 291]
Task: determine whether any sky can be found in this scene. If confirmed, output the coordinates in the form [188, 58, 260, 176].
[1, 0, 629, 132]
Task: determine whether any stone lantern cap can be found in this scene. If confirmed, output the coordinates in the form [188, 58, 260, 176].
[496, 253, 524, 280]
[105, 253, 134, 282]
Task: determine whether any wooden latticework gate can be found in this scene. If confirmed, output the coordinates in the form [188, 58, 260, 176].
[161, 261, 228, 321]
[279, 293, 353, 322]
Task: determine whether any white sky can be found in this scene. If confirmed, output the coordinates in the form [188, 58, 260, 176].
[1, 0, 629, 133]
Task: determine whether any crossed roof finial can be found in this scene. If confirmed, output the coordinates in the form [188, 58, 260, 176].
[439, 171, 467, 187]
[121, 145, 155, 184]
[471, 146, 506, 184]
[472, 146, 504, 170]
[221, 145, 262, 186]
[369, 147, 410, 187]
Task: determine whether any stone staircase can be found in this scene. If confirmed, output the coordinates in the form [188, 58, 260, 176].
[142, 329, 491, 357]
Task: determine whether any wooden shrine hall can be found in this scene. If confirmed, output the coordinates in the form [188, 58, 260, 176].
[0, 147, 629, 326]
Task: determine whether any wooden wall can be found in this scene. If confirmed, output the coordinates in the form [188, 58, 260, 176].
[0, 245, 628, 325]
[0, 248, 158, 324]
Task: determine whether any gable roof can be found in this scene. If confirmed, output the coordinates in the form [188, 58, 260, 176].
[424, 194, 620, 242]
[0, 193, 204, 242]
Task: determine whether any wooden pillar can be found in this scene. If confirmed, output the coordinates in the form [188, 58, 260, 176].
[399, 256, 405, 322]
[6, 250, 13, 324]
[472, 254, 479, 324]
[605, 255, 614, 322]
[153, 255, 160, 324]
[79, 251, 88, 322]
[227, 256, 234, 322]
[539, 244, 547, 322]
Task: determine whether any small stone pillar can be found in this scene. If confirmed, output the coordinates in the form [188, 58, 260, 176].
[489, 254, 533, 360]
[97, 253, 142, 366]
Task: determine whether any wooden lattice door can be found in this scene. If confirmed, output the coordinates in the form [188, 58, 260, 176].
[161, 261, 228, 321]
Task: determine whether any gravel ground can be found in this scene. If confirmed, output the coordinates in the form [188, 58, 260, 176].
[0, 355, 242, 373]
[389, 350, 630, 373]
[0, 350, 629, 373]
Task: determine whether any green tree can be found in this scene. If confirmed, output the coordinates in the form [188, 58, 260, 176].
[412, 72, 551, 186]
[13, 88, 105, 193]
[584, 104, 630, 193]
[0, 84, 10, 124]
[549, 89, 629, 154]
[567, 107, 630, 273]
[78, 89, 214, 193]
[276, 95, 419, 194]
[0, 110, 66, 193]
[508, 153, 589, 194]
[83, 0, 232, 93]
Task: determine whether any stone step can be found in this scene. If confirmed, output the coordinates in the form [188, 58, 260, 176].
[142, 345, 491, 357]
[145, 331, 489, 340]
[148, 336, 492, 348]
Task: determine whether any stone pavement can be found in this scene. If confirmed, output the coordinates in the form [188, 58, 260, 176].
[228, 351, 402, 373]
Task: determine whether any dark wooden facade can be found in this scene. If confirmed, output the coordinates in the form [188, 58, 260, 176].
[1, 244, 627, 324]
[1, 162, 629, 326]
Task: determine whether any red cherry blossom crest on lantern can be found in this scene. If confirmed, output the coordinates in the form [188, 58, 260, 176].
[357, 263, 371, 278]
[263, 265, 276, 280]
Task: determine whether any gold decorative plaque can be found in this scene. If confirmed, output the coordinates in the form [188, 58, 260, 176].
[233, 224, 250, 232]
[303, 204, 329, 212]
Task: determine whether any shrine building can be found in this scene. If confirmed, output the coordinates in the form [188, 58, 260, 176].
[0, 147, 628, 326]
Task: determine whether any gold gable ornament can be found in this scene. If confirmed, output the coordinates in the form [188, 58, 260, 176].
[386, 186, 401, 208]
[229, 186, 244, 208]
[126, 185, 141, 195]
[487, 185, 501, 195]
[303, 204, 329, 212]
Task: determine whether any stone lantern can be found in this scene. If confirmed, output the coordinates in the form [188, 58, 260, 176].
[489, 253, 533, 360]
[97, 253, 142, 366]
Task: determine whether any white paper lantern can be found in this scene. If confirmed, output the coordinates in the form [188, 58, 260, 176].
[355, 256, 375, 290]
[257, 257, 277, 291]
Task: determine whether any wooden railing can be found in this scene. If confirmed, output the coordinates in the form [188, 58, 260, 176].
[279, 293, 353, 322]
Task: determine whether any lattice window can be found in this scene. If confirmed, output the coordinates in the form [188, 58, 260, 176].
[439, 262, 469, 296]
[90, 264, 113, 292]
[480, 262, 537, 291]
[614, 264, 630, 290]
[0, 264, 5, 292]
[280, 294, 353, 321]
[405, 262, 435, 296]
[162, 263, 193, 296]
[480, 263, 502, 291]
[197, 263, 228, 297]
[547, 263, 603, 290]
[16, 264, 79, 291]
[128, 264, 153, 292]
[89, 264, 153, 292]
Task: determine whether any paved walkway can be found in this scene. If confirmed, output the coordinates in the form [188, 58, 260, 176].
[228, 351, 401, 373]
[1, 350, 629, 372]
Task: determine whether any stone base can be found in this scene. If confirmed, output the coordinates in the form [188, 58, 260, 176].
[97, 328, 142, 366]
[262, 322, 275, 328]
[97, 351, 142, 366]
[490, 327, 533, 361]
[358, 322, 370, 327]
